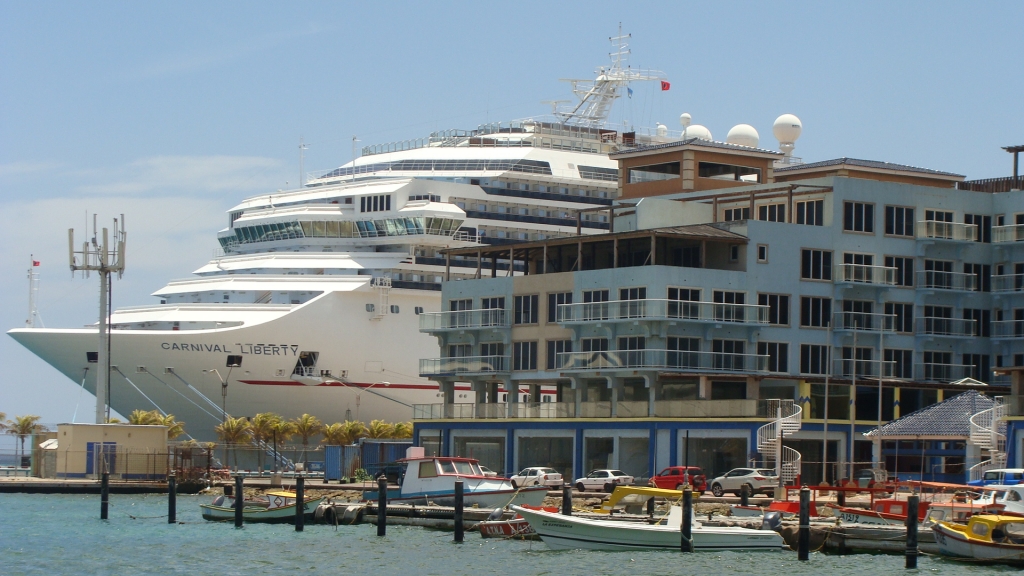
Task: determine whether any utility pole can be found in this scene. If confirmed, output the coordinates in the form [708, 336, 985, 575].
[69, 214, 127, 424]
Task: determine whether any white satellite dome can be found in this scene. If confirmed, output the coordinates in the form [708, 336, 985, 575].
[726, 124, 760, 148]
[683, 124, 712, 141]
[773, 114, 802, 156]
[656, 123, 668, 137]
[679, 113, 692, 128]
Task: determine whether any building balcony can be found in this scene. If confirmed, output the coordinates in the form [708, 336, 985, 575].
[418, 355, 509, 377]
[418, 308, 509, 331]
[833, 263, 897, 286]
[1000, 396, 1024, 417]
[992, 320, 1024, 340]
[556, 299, 769, 325]
[916, 317, 978, 337]
[412, 403, 477, 419]
[555, 349, 770, 374]
[412, 399, 785, 420]
[994, 224, 1024, 243]
[993, 274, 1024, 293]
[914, 362, 975, 383]
[832, 311, 896, 332]
[916, 220, 978, 242]
[831, 358, 899, 379]
[916, 270, 978, 292]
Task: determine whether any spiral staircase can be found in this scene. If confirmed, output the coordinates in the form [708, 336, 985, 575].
[969, 400, 1006, 482]
[757, 399, 803, 483]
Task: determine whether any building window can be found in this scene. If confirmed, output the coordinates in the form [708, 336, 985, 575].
[513, 341, 538, 371]
[448, 344, 471, 358]
[964, 214, 992, 243]
[885, 256, 914, 287]
[580, 338, 608, 352]
[795, 199, 824, 226]
[619, 287, 647, 318]
[628, 161, 680, 183]
[712, 339, 746, 370]
[885, 349, 913, 379]
[481, 296, 505, 310]
[480, 342, 504, 357]
[800, 296, 832, 328]
[698, 162, 761, 182]
[964, 263, 991, 292]
[667, 287, 700, 319]
[844, 201, 874, 233]
[923, 259, 954, 289]
[758, 204, 786, 222]
[885, 206, 915, 236]
[758, 342, 789, 373]
[514, 294, 539, 324]
[546, 339, 572, 370]
[547, 291, 572, 323]
[723, 207, 750, 222]
[618, 336, 646, 367]
[800, 344, 830, 375]
[884, 302, 914, 333]
[713, 290, 745, 322]
[758, 293, 790, 325]
[963, 308, 991, 337]
[582, 289, 610, 321]
[667, 337, 700, 368]
[729, 245, 740, 262]
[801, 249, 833, 280]
[841, 300, 874, 329]
[925, 209, 954, 223]
[840, 346, 873, 377]
[964, 353, 991, 382]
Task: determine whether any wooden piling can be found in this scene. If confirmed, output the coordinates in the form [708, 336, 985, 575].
[798, 486, 810, 561]
[906, 494, 919, 569]
[377, 475, 387, 537]
[167, 472, 176, 524]
[234, 476, 244, 528]
[562, 484, 572, 516]
[295, 475, 304, 532]
[100, 471, 109, 520]
[454, 480, 464, 543]
[681, 487, 693, 552]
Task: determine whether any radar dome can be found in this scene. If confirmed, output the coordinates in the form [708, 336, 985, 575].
[679, 113, 692, 128]
[773, 114, 802, 156]
[683, 124, 712, 141]
[726, 124, 760, 148]
[656, 123, 668, 137]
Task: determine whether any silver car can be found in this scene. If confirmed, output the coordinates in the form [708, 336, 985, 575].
[708, 468, 779, 497]
[510, 466, 563, 488]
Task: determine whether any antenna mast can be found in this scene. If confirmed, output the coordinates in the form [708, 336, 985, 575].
[26, 255, 40, 327]
[69, 214, 127, 424]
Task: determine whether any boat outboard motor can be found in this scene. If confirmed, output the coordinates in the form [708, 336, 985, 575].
[761, 511, 783, 532]
[487, 507, 505, 521]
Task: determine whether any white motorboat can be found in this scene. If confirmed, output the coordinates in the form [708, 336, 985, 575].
[512, 504, 785, 551]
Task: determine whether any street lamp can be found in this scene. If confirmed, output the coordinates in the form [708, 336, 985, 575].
[203, 366, 235, 426]
[355, 381, 390, 422]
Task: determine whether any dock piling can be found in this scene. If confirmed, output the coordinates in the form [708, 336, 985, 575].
[234, 476, 244, 528]
[100, 471, 109, 520]
[168, 472, 176, 524]
[295, 475, 304, 532]
[906, 494, 919, 569]
[454, 480, 464, 543]
[377, 475, 387, 537]
[681, 487, 693, 552]
[837, 487, 846, 507]
[647, 494, 655, 517]
[562, 484, 572, 516]
[798, 485, 810, 561]
[741, 483, 750, 507]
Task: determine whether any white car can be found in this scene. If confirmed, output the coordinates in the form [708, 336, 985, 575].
[574, 469, 634, 493]
[708, 468, 779, 497]
[510, 467, 562, 488]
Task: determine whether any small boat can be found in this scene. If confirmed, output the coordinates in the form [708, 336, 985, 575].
[511, 504, 784, 551]
[363, 449, 548, 509]
[731, 500, 822, 518]
[828, 498, 933, 525]
[933, 515, 1024, 565]
[478, 505, 559, 539]
[200, 490, 324, 523]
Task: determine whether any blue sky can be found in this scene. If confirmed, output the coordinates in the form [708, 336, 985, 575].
[1, 1, 1021, 432]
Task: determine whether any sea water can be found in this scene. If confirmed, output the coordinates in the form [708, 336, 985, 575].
[0, 493, 1013, 575]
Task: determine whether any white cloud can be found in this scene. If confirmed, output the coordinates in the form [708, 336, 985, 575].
[0, 161, 60, 178]
[75, 155, 285, 196]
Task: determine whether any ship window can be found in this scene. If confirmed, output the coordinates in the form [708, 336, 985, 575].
[87, 352, 98, 363]
[415, 307, 424, 315]
[366, 304, 375, 312]
[226, 355, 242, 367]
[418, 461, 438, 478]
[390, 305, 400, 314]
[439, 460, 457, 474]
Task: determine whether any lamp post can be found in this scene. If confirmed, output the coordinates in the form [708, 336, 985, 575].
[203, 368, 233, 426]
[356, 381, 391, 422]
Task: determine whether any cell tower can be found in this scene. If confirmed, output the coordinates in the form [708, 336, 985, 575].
[69, 214, 127, 424]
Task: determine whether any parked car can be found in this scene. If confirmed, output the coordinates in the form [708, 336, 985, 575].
[968, 468, 1024, 488]
[648, 466, 707, 493]
[708, 468, 779, 497]
[575, 469, 634, 492]
[478, 465, 499, 478]
[510, 467, 563, 488]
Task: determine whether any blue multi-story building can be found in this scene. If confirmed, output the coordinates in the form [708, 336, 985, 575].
[413, 138, 1024, 486]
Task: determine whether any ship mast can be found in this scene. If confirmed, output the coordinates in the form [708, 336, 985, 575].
[26, 255, 40, 328]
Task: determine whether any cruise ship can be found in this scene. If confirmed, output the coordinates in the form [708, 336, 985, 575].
[9, 35, 683, 439]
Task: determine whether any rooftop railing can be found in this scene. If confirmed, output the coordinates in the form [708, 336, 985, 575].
[556, 299, 769, 325]
[418, 355, 509, 377]
[916, 316, 978, 337]
[994, 224, 1024, 243]
[555, 349, 770, 374]
[833, 263, 898, 285]
[832, 311, 896, 332]
[916, 220, 978, 242]
[917, 270, 979, 291]
[419, 308, 509, 331]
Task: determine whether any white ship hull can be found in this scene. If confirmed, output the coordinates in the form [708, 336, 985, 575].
[9, 288, 447, 438]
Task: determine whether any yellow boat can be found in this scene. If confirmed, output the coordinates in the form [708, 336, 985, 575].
[596, 485, 696, 514]
[933, 514, 1024, 565]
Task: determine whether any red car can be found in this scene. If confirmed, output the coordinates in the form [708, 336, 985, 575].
[648, 466, 707, 493]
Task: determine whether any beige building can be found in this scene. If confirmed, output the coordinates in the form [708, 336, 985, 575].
[53, 423, 168, 480]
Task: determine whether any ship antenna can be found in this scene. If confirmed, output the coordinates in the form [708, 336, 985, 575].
[26, 254, 41, 327]
[299, 136, 308, 187]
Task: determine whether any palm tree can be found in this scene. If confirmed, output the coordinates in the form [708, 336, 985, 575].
[248, 412, 282, 472]
[271, 419, 296, 470]
[126, 409, 186, 440]
[159, 414, 186, 440]
[6, 415, 46, 468]
[214, 417, 251, 468]
[340, 420, 368, 444]
[0, 412, 7, 432]
[321, 423, 348, 445]
[366, 419, 394, 439]
[291, 414, 323, 463]
[392, 421, 413, 439]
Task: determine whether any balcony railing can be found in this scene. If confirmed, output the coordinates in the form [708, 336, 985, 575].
[412, 403, 476, 419]
[418, 355, 509, 377]
[915, 363, 975, 383]
[832, 311, 896, 332]
[917, 270, 978, 291]
[412, 399, 801, 420]
[556, 299, 769, 325]
[994, 224, 1024, 243]
[556, 349, 769, 373]
[916, 317, 978, 337]
[1000, 396, 1024, 417]
[992, 320, 1024, 339]
[834, 263, 897, 285]
[831, 358, 899, 379]
[653, 399, 760, 418]
[418, 308, 508, 331]
[916, 220, 978, 242]
[993, 274, 1024, 293]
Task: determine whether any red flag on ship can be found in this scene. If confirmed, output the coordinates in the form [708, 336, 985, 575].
[32, 260, 40, 266]
[660, 80, 671, 91]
